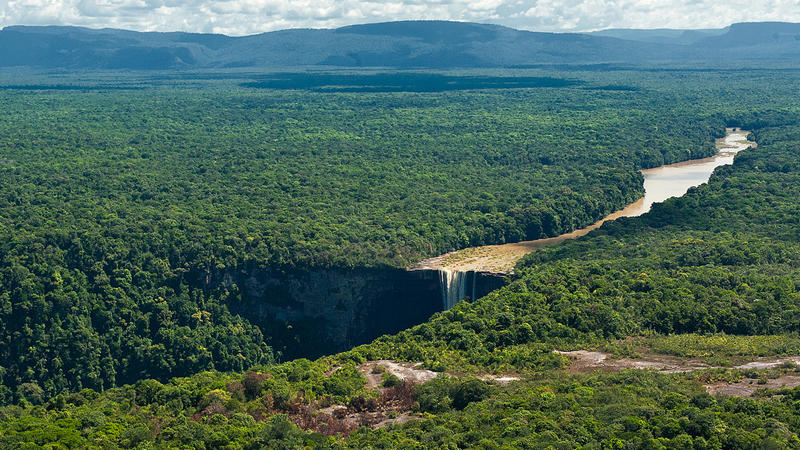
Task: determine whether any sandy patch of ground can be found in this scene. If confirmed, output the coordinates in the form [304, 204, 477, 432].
[556, 350, 800, 374]
[555, 350, 713, 374]
[358, 360, 440, 389]
[374, 413, 415, 428]
[733, 356, 800, 370]
[317, 405, 347, 415]
[359, 360, 521, 387]
[556, 349, 800, 397]
[482, 375, 521, 385]
[706, 375, 800, 397]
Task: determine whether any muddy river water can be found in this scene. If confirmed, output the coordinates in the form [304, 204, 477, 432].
[412, 128, 756, 274]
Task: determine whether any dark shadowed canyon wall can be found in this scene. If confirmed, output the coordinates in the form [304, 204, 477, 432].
[201, 265, 504, 360]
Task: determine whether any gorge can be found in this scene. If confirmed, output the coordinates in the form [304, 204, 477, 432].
[420, 128, 754, 310]
[220, 129, 754, 359]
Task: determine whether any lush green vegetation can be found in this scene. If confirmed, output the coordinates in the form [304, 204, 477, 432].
[0, 70, 729, 398]
[3, 66, 800, 448]
[5, 362, 800, 449]
[340, 100, 800, 376]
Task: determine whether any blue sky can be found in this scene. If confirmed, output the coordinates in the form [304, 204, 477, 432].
[1, 0, 798, 35]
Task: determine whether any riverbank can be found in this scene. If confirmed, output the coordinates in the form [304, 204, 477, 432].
[409, 128, 755, 274]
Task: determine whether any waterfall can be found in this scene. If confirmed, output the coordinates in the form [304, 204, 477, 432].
[472, 272, 477, 307]
[439, 268, 472, 310]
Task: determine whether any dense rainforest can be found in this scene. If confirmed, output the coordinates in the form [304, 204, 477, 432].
[0, 70, 726, 395]
[1, 65, 800, 449]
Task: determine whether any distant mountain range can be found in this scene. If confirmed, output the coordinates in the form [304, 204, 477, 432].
[585, 27, 730, 45]
[1, 21, 799, 70]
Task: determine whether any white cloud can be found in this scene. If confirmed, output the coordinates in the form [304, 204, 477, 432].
[0, 0, 798, 35]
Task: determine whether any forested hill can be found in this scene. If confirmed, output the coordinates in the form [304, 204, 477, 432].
[1, 21, 800, 70]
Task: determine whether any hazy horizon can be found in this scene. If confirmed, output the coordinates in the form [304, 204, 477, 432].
[0, 0, 796, 37]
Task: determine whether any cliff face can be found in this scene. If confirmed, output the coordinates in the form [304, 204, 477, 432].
[203, 265, 504, 360]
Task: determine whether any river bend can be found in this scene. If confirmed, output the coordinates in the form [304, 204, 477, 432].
[411, 128, 755, 276]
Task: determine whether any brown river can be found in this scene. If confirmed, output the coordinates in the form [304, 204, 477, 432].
[411, 128, 756, 274]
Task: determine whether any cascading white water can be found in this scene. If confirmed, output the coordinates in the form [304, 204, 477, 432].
[439, 268, 473, 310]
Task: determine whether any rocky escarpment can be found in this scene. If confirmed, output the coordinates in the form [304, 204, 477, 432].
[202, 265, 504, 360]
